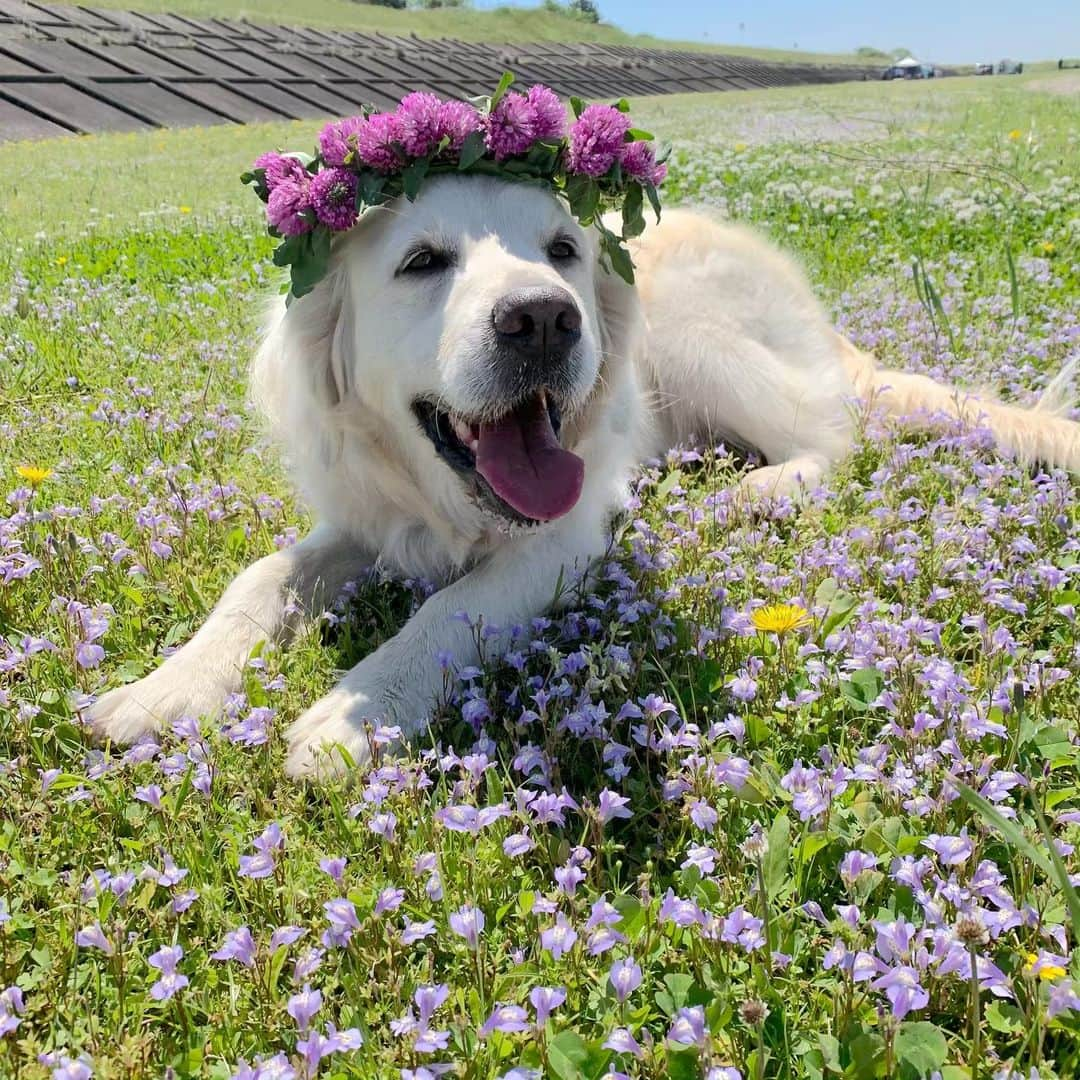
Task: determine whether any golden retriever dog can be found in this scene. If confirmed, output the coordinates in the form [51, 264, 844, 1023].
[88, 175, 1080, 776]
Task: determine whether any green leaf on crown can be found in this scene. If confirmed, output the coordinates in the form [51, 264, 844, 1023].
[357, 171, 387, 209]
[400, 158, 430, 201]
[457, 130, 487, 171]
[489, 71, 516, 109]
[563, 174, 600, 225]
[622, 182, 646, 239]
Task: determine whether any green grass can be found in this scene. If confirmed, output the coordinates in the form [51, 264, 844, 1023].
[2, 72, 1080, 1078]
[44, 0, 872, 61]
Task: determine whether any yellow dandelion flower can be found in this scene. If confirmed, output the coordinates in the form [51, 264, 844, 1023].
[734, 142, 747, 152]
[16, 464, 52, 488]
[55, 255, 68, 266]
[1008, 129, 1022, 141]
[750, 603, 812, 635]
[1042, 241, 1056, 254]
[179, 206, 192, 214]
[1024, 953, 1067, 982]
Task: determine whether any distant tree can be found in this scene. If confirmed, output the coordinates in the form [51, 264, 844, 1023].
[856, 46, 888, 58]
[891, 46, 912, 58]
[368, 0, 407, 8]
[568, 0, 601, 23]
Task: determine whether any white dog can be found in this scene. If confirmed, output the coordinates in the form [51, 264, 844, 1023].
[89, 175, 1080, 776]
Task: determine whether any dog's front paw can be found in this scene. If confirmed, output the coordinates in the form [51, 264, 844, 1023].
[284, 665, 427, 781]
[87, 659, 232, 745]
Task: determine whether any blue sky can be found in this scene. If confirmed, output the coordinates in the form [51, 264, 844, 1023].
[481, 1, 1080, 63]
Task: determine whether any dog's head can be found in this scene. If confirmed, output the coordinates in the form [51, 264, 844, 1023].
[256, 175, 641, 537]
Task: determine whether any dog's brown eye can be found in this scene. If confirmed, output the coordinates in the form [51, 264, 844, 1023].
[400, 248, 449, 275]
[547, 239, 578, 262]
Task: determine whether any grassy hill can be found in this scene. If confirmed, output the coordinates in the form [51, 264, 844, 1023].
[47, 0, 871, 63]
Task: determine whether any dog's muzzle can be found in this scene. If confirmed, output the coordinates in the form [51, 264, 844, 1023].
[413, 390, 584, 525]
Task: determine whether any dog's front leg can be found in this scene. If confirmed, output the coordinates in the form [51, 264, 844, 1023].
[88, 525, 371, 744]
[284, 510, 610, 779]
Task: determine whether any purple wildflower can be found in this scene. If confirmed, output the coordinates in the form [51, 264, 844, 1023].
[609, 958, 642, 1002]
[212, 927, 256, 968]
[839, 850, 879, 886]
[269, 926, 305, 952]
[319, 856, 347, 883]
[287, 984, 322, 1032]
[530, 985, 566, 1027]
[309, 168, 358, 231]
[147, 944, 188, 1001]
[0, 986, 25, 1037]
[567, 104, 630, 176]
[872, 966, 929, 1019]
[596, 788, 633, 823]
[449, 905, 484, 949]
[76, 922, 114, 956]
[923, 830, 975, 866]
[604, 1027, 643, 1057]
[667, 1005, 707, 1048]
[480, 1004, 530, 1036]
[540, 914, 578, 960]
[322, 898, 360, 948]
[238, 822, 283, 880]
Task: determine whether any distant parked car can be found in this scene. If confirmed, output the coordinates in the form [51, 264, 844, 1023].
[882, 61, 935, 80]
[996, 59, 1023, 74]
[975, 62, 994, 75]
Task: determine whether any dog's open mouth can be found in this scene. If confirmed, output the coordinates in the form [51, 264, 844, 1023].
[413, 392, 585, 523]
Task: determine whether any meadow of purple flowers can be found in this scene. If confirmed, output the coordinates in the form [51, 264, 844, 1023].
[1, 76, 1079, 1079]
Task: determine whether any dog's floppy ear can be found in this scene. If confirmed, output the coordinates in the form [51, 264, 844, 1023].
[249, 264, 357, 471]
[593, 253, 645, 374]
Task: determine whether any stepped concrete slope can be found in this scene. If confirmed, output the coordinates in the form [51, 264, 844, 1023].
[0, 0, 883, 141]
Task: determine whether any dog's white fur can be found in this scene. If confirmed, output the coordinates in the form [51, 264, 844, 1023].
[89, 176, 1080, 776]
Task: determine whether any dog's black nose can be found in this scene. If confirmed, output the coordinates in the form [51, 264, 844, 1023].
[492, 288, 582, 359]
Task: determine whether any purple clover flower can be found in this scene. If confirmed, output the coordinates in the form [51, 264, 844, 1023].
[396, 92, 447, 157]
[266, 180, 313, 238]
[526, 84, 566, 140]
[318, 116, 366, 167]
[309, 168, 358, 231]
[254, 151, 308, 190]
[355, 113, 403, 173]
[485, 92, 537, 161]
[566, 104, 631, 177]
[618, 140, 667, 185]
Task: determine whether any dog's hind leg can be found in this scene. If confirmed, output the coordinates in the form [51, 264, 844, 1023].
[642, 327, 854, 499]
[88, 525, 370, 744]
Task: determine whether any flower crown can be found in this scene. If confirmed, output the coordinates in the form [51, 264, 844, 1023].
[243, 73, 667, 301]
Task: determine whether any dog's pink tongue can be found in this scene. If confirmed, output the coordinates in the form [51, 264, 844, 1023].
[475, 396, 584, 521]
